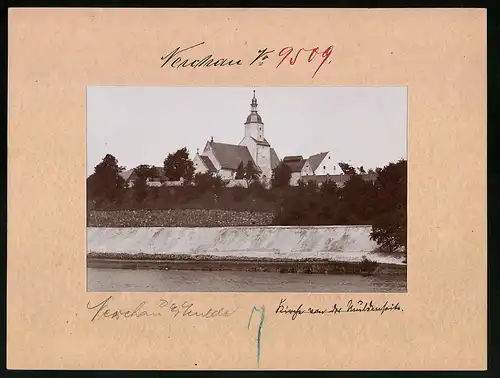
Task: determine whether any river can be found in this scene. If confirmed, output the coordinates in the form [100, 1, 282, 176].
[87, 268, 407, 292]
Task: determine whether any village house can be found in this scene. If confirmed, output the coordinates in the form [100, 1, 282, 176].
[282, 151, 345, 186]
[120, 166, 166, 187]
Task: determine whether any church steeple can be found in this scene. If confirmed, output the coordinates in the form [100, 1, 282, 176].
[251, 90, 258, 111]
[245, 90, 263, 125]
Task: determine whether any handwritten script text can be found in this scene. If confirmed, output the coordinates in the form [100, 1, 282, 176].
[160, 41, 334, 78]
[275, 298, 403, 320]
[86, 296, 237, 322]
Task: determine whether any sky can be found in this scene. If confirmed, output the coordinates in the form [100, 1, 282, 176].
[86, 86, 407, 177]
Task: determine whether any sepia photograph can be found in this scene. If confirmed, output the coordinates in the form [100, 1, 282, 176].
[86, 86, 407, 292]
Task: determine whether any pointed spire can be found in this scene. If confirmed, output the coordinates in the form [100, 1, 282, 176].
[251, 90, 258, 111]
[245, 89, 263, 125]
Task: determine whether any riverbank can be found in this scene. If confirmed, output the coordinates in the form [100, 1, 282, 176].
[87, 267, 407, 292]
[87, 253, 406, 276]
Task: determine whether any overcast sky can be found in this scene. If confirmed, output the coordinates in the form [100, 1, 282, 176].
[86, 86, 407, 177]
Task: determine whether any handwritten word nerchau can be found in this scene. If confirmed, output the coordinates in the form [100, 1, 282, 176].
[161, 42, 243, 69]
[86, 296, 236, 322]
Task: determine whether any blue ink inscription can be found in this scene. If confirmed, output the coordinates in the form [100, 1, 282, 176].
[247, 305, 265, 367]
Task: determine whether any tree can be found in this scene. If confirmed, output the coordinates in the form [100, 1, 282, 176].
[133, 164, 156, 202]
[370, 159, 407, 253]
[271, 162, 292, 188]
[87, 154, 126, 204]
[193, 172, 225, 192]
[244, 161, 260, 186]
[339, 162, 356, 175]
[367, 168, 375, 174]
[235, 161, 245, 180]
[163, 147, 195, 182]
[358, 166, 366, 174]
[339, 174, 376, 224]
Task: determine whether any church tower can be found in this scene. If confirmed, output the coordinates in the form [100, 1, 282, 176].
[244, 90, 264, 141]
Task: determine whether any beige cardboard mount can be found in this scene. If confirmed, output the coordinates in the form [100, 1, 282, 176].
[7, 8, 486, 370]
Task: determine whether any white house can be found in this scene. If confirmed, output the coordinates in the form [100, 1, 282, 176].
[282, 151, 343, 186]
[302, 151, 342, 176]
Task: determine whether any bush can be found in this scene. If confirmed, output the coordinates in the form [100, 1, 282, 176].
[232, 184, 247, 202]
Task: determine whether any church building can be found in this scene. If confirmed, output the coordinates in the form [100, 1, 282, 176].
[193, 90, 280, 182]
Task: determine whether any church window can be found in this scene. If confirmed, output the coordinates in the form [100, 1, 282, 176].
[323, 166, 326, 169]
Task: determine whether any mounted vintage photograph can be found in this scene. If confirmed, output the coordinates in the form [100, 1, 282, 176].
[86, 86, 407, 292]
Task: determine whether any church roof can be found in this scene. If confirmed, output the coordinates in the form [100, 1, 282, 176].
[251, 137, 270, 146]
[199, 155, 217, 173]
[245, 90, 263, 124]
[282, 156, 307, 172]
[209, 142, 259, 171]
[307, 152, 329, 172]
[270, 148, 280, 169]
[245, 113, 263, 124]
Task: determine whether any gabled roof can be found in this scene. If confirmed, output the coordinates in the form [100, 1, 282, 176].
[199, 155, 217, 173]
[270, 148, 280, 169]
[209, 142, 258, 171]
[282, 156, 307, 172]
[120, 166, 165, 181]
[307, 152, 329, 172]
[120, 168, 135, 181]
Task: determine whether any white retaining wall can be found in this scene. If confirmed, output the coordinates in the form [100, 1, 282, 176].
[87, 226, 406, 265]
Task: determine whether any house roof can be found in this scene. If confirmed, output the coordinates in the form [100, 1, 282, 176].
[199, 155, 217, 173]
[209, 142, 258, 171]
[270, 148, 280, 169]
[120, 166, 165, 181]
[300, 173, 378, 184]
[307, 152, 329, 172]
[120, 168, 135, 181]
[282, 156, 307, 172]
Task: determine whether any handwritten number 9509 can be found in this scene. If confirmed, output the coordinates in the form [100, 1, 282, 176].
[277, 45, 334, 78]
[247, 305, 265, 368]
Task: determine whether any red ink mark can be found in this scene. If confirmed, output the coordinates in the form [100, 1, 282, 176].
[277, 46, 293, 68]
[313, 45, 334, 78]
[289, 48, 304, 65]
[276, 45, 334, 78]
[300, 47, 320, 63]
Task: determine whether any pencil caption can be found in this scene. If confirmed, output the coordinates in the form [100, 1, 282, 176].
[86, 296, 236, 322]
[160, 41, 334, 78]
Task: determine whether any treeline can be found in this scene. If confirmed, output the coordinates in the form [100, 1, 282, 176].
[272, 160, 407, 253]
[87, 151, 407, 253]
